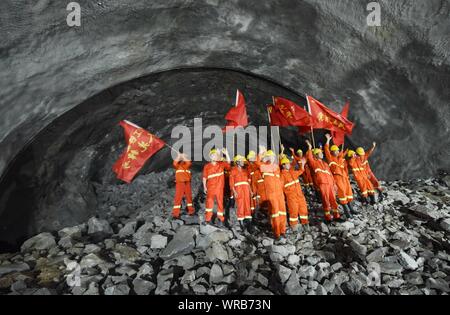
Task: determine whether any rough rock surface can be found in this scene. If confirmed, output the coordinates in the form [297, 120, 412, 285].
[1, 175, 450, 295]
[0, 0, 449, 247]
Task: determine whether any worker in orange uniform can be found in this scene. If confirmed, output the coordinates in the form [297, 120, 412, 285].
[347, 148, 376, 205]
[255, 146, 287, 240]
[230, 155, 253, 232]
[202, 148, 231, 226]
[172, 153, 195, 218]
[359, 142, 384, 201]
[324, 134, 356, 218]
[305, 140, 341, 222]
[280, 151, 310, 232]
[291, 149, 314, 193]
[247, 150, 268, 214]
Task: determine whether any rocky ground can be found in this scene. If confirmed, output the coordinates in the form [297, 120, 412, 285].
[1, 172, 449, 295]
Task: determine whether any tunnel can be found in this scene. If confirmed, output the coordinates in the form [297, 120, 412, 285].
[1, 1, 449, 251]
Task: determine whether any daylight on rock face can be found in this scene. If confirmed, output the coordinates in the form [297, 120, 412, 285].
[0, 0, 449, 300]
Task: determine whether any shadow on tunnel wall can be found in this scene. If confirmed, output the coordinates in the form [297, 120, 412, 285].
[0, 67, 351, 252]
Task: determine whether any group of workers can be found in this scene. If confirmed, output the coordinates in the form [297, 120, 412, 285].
[171, 133, 383, 240]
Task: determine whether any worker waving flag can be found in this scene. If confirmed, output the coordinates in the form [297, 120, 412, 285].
[306, 95, 354, 135]
[222, 89, 248, 132]
[331, 101, 351, 146]
[112, 120, 166, 183]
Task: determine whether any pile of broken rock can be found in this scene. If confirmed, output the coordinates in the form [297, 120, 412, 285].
[0, 173, 449, 295]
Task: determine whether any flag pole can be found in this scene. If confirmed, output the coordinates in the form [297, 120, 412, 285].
[272, 96, 282, 152]
[266, 106, 274, 150]
[164, 142, 181, 155]
[305, 94, 316, 149]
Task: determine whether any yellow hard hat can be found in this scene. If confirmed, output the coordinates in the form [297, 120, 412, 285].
[330, 145, 340, 152]
[264, 150, 275, 157]
[356, 147, 365, 156]
[280, 157, 290, 165]
[297, 149, 303, 155]
[347, 150, 355, 158]
[209, 148, 218, 156]
[233, 155, 246, 162]
[247, 150, 256, 160]
[313, 148, 322, 155]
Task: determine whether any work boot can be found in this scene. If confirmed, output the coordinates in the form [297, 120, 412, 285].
[245, 219, 255, 234]
[348, 202, 357, 214]
[303, 224, 311, 233]
[342, 204, 353, 219]
[369, 195, 376, 205]
[239, 220, 246, 231]
[377, 191, 384, 202]
[216, 220, 224, 228]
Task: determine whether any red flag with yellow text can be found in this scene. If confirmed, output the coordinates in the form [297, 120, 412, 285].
[272, 97, 313, 127]
[223, 90, 248, 132]
[307, 95, 354, 135]
[268, 104, 291, 126]
[112, 120, 165, 183]
[331, 101, 350, 146]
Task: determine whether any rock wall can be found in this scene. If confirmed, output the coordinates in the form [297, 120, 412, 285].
[0, 0, 449, 246]
[1, 0, 449, 181]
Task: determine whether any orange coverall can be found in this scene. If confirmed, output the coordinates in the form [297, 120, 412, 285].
[306, 150, 340, 221]
[256, 159, 286, 238]
[324, 144, 353, 205]
[248, 162, 268, 211]
[360, 148, 382, 191]
[280, 166, 309, 226]
[229, 166, 252, 221]
[203, 161, 230, 222]
[293, 155, 314, 188]
[347, 156, 375, 198]
[172, 160, 194, 218]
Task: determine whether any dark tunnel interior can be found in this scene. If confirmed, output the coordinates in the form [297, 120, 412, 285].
[0, 67, 344, 251]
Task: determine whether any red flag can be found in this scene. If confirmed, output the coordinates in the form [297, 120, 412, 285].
[272, 97, 312, 127]
[268, 104, 291, 126]
[307, 95, 354, 135]
[223, 90, 248, 132]
[112, 120, 165, 183]
[331, 101, 350, 146]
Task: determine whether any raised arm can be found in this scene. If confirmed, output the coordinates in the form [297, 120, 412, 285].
[324, 134, 332, 161]
[366, 142, 376, 158]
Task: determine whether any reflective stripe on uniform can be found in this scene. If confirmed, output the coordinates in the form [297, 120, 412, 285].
[278, 211, 287, 216]
[263, 172, 280, 178]
[338, 197, 348, 201]
[257, 179, 264, 183]
[245, 216, 252, 219]
[284, 179, 299, 188]
[271, 213, 279, 218]
[205, 208, 213, 212]
[299, 216, 308, 219]
[250, 172, 255, 175]
[187, 203, 193, 207]
[173, 205, 181, 209]
[217, 212, 224, 216]
[176, 170, 191, 174]
[289, 218, 298, 222]
[234, 181, 249, 187]
[237, 217, 245, 221]
[315, 169, 332, 175]
[352, 168, 364, 172]
[207, 172, 224, 179]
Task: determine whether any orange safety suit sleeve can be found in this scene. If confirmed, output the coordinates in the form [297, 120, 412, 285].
[324, 144, 332, 162]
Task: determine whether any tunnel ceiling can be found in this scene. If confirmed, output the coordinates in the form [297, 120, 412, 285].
[0, 1, 449, 246]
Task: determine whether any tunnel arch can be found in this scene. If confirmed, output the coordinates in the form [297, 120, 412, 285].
[0, 66, 331, 251]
